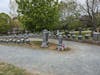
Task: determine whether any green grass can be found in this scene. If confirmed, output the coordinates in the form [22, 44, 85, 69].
[71, 31, 91, 36]
[0, 41, 72, 52]
[31, 41, 42, 46]
[30, 41, 57, 50]
[0, 63, 33, 75]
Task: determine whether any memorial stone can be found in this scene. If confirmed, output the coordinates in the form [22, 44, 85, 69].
[41, 29, 49, 48]
[57, 34, 64, 51]
[93, 32, 100, 41]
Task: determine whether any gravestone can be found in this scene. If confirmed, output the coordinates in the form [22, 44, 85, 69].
[93, 32, 100, 41]
[41, 29, 49, 48]
[85, 34, 90, 39]
[57, 34, 65, 51]
[72, 34, 76, 39]
[78, 27, 83, 40]
[67, 34, 71, 38]
[78, 35, 83, 40]
[24, 30, 29, 39]
[57, 30, 60, 34]
[56, 30, 60, 37]
[24, 31, 30, 43]
[79, 27, 82, 35]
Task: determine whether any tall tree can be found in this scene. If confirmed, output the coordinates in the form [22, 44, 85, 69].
[0, 13, 12, 34]
[79, 0, 100, 36]
[16, 0, 59, 32]
[59, 0, 81, 31]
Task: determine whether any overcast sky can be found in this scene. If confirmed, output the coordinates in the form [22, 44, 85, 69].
[0, 0, 10, 14]
[0, 0, 85, 14]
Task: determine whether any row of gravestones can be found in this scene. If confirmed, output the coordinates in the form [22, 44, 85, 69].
[66, 33, 100, 41]
[92, 32, 100, 41]
[66, 34, 91, 40]
[41, 29, 100, 51]
[0, 29, 65, 51]
[0, 35, 30, 44]
[70, 27, 91, 40]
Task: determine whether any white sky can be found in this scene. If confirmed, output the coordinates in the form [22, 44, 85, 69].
[0, 0, 85, 14]
[0, 0, 10, 14]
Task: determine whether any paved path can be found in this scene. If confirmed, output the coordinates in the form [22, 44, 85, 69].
[0, 39, 100, 75]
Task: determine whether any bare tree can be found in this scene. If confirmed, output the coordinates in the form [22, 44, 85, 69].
[59, 0, 80, 31]
[79, 0, 100, 36]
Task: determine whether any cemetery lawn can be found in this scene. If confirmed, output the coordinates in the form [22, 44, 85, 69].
[69, 30, 91, 36]
[0, 41, 71, 51]
[0, 62, 33, 75]
[30, 41, 57, 50]
[24, 41, 71, 51]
